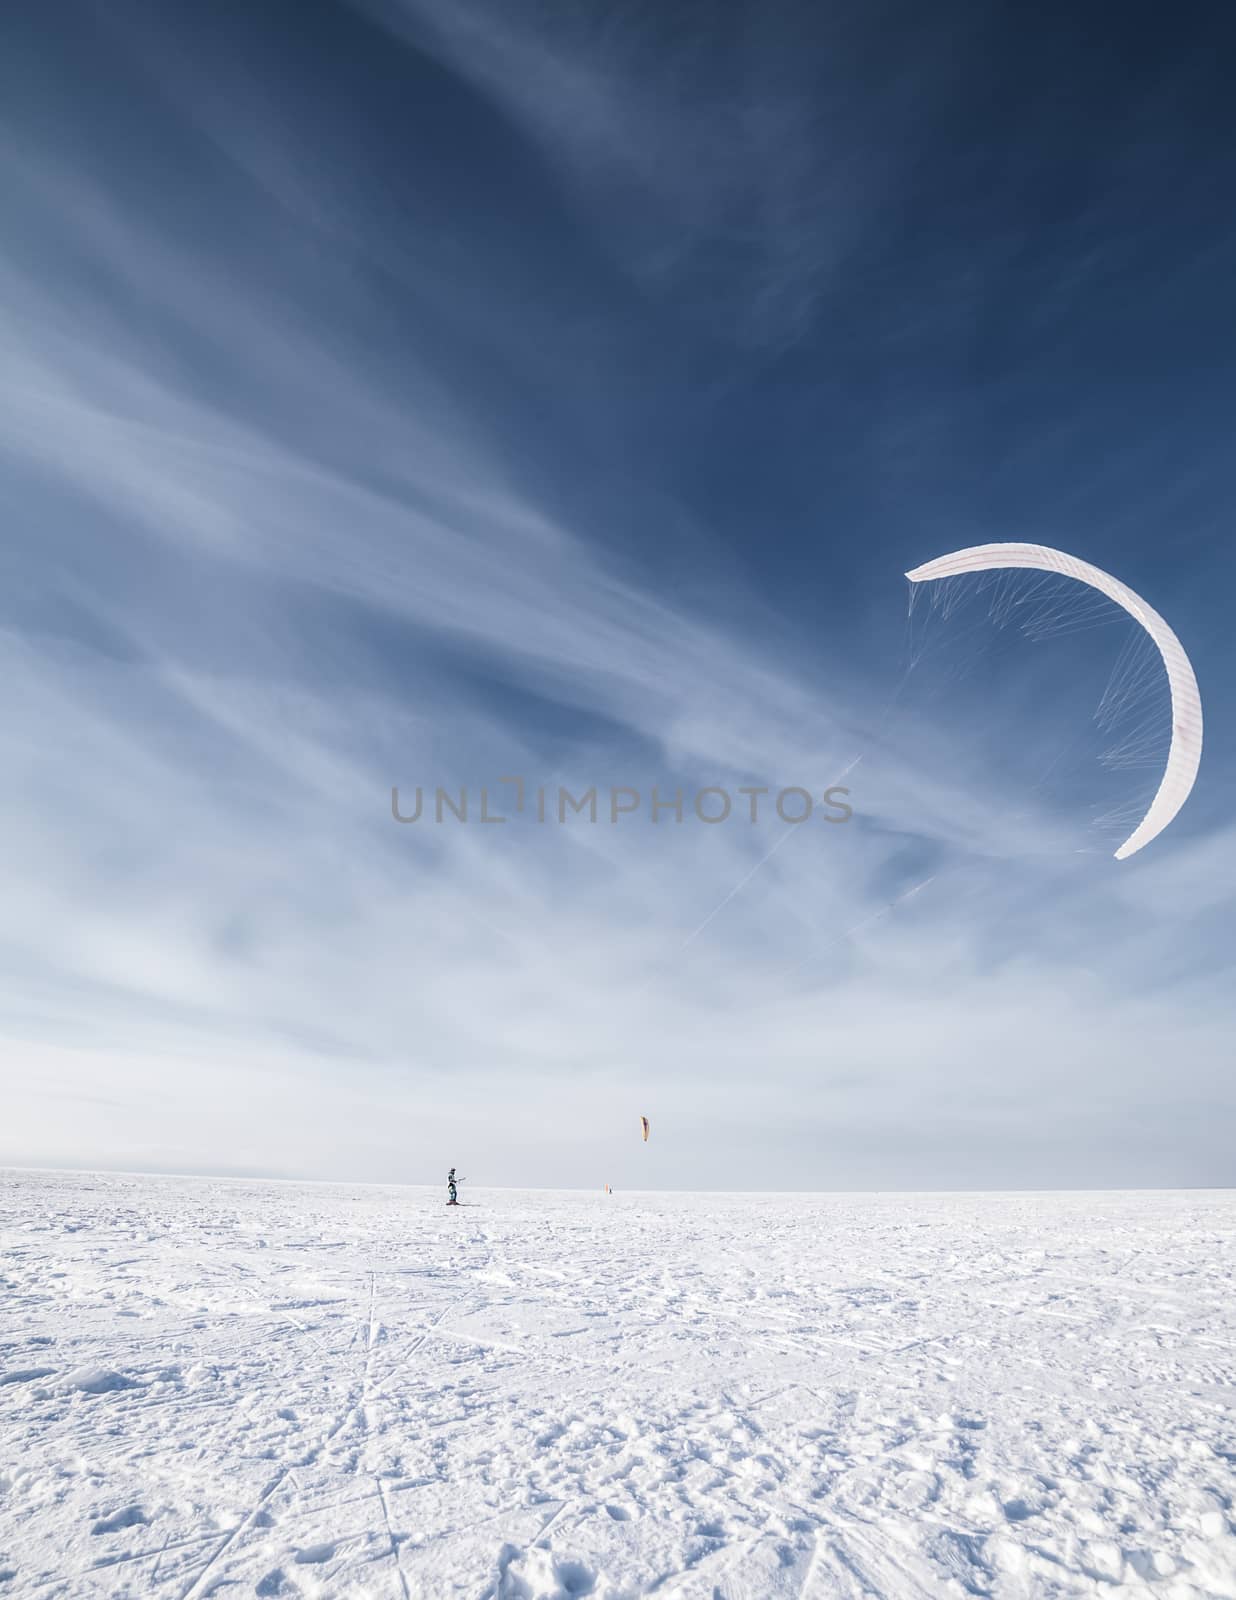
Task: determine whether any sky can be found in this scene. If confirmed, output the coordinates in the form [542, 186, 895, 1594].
[2, 0, 1234, 1190]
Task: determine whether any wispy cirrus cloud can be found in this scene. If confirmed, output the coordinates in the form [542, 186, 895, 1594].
[0, 1, 1231, 1188]
[361, 0, 958, 348]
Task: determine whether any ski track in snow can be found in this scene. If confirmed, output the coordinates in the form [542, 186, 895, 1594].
[1, 1173, 1234, 1599]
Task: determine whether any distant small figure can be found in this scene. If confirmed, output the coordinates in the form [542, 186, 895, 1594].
[447, 1168, 458, 1206]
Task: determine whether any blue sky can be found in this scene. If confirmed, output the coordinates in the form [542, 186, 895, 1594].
[3, 0, 1233, 1189]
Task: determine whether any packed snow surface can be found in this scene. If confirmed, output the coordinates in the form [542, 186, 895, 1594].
[2, 1172, 1234, 1598]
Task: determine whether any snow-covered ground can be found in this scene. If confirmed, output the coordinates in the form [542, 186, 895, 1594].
[1, 1171, 1234, 1599]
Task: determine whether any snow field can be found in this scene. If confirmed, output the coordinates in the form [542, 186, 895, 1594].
[1, 1171, 1234, 1598]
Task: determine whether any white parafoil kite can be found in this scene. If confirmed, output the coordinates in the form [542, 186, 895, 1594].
[905, 543, 1202, 859]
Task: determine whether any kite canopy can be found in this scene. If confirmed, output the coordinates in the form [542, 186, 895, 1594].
[640, 1116, 650, 1142]
[905, 543, 1202, 859]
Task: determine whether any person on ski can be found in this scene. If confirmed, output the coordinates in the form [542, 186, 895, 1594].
[447, 1168, 458, 1205]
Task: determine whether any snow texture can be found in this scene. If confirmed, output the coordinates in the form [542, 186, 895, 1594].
[1, 1170, 1234, 1598]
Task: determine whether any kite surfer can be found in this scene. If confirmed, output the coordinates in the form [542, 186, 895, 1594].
[447, 1168, 458, 1206]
